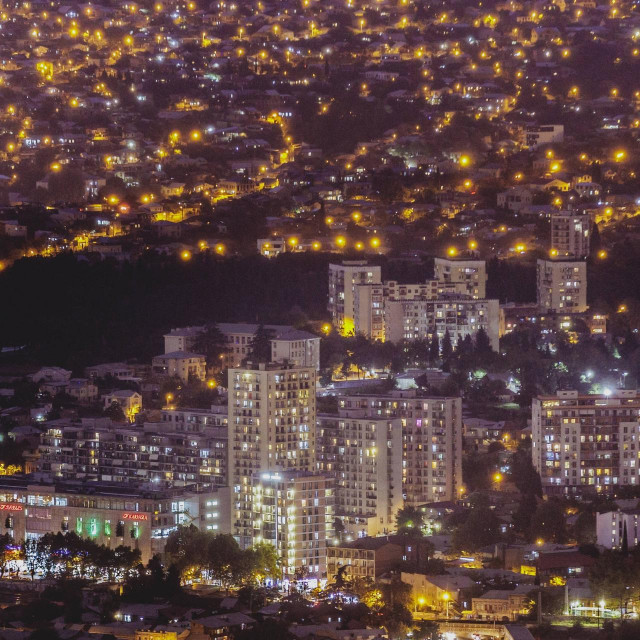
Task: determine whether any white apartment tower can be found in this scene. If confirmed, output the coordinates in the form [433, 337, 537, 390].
[532, 390, 640, 495]
[536, 259, 588, 313]
[384, 297, 500, 350]
[317, 414, 403, 538]
[228, 363, 316, 548]
[433, 257, 487, 299]
[328, 262, 382, 335]
[336, 392, 463, 505]
[551, 211, 591, 259]
[253, 470, 334, 582]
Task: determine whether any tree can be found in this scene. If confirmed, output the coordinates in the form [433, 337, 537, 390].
[512, 493, 538, 540]
[193, 324, 227, 369]
[248, 324, 274, 363]
[429, 334, 440, 362]
[530, 501, 567, 544]
[474, 327, 493, 358]
[441, 330, 453, 365]
[103, 402, 126, 422]
[452, 504, 501, 552]
[207, 533, 242, 588]
[396, 506, 425, 532]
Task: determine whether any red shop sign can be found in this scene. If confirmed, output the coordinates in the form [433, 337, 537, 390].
[122, 512, 148, 521]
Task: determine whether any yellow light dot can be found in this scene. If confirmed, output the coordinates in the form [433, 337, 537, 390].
[447, 247, 457, 257]
[468, 240, 477, 250]
[370, 237, 380, 248]
[459, 154, 471, 167]
[355, 241, 364, 250]
[181, 250, 192, 261]
[598, 249, 607, 259]
[550, 248, 558, 257]
[288, 237, 298, 247]
[336, 236, 346, 248]
[321, 323, 331, 334]
[312, 241, 321, 250]
[215, 244, 225, 254]
[618, 304, 627, 313]
[207, 379, 217, 389]
[190, 130, 201, 141]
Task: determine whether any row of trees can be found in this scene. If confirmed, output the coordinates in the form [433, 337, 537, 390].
[165, 526, 279, 587]
[19, 532, 141, 581]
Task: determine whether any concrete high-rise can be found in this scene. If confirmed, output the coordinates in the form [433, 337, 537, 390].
[317, 413, 403, 538]
[536, 259, 588, 313]
[551, 211, 591, 259]
[328, 261, 382, 335]
[532, 390, 640, 495]
[228, 363, 316, 548]
[334, 391, 463, 505]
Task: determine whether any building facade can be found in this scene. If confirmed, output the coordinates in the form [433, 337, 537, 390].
[532, 390, 640, 495]
[551, 211, 591, 259]
[596, 509, 640, 549]
[328, 261, 382, 335]
[317, 414, 403, 537]
[433, 257, 487, 299]
[384, 297, 500, 350]
[37, 416, 228, 488]
[164, 323, 320, 370]
[336, 391, 463, 505]
[252, 470, 334, 582]
[536, 259, 588, 313]
[0, 478, 230, 563]
[228, 363, 316, 548]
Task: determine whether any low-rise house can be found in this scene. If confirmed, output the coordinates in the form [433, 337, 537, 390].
[103, 390, 143, 421]
[152, 352, 206, 382]
[472, 585, 532, 621]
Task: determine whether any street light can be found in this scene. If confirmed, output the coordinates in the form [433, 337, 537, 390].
[443, 592, 450, 619]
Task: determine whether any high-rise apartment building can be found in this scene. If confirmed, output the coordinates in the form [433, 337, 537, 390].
[384, 297, 500, 350]
[252, 470, 334, 583]
[336, 391, 463, 505]
[37, 415, 228, 487]
[228, 363, 316, 548]
[536, 259, 588, 313]
[433, 258, 487, 299]
[328, 261, 382, 335]
[551, 211, 591, 259]
[317, 414, 403, 538]
[532, 390, 640, 495]
[332, 260, 498, 349]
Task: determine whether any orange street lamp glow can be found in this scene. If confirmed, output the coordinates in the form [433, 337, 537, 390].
[355, 241, 364, 250]
[468, 239, 478, 250]
[181, 250, 192, 261]
[550, 248, 558, 257]
[215, 244, 225, 254]
[459, 154, 471, 167]
[288, 237, 298, 247]
[598, 249, 608, 259]
[312, 241, 321, 250]
[614, 150, 627, 162]
[207, 379, 217, 389]
[447, 246, 458, 257]
[321, 323, 331, 334]
[494, 472, 502, 482]
[370, 237, 381, 248]
[618, 304, 628, 313]
[336, 236, 346, 248]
